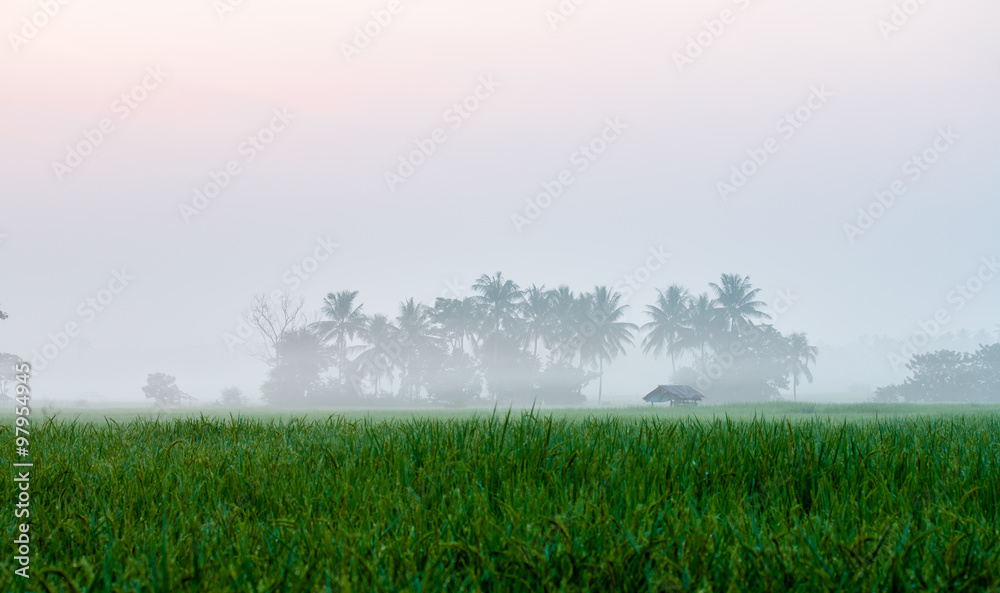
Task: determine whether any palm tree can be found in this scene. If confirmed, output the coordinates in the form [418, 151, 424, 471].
[546, 286, 578, 363]
[473, 272, 523, 337]
[677, 293, 722, 365]
[522, 284, 553, 357]
[357, 314, 399, 396]
[786, 332, 818, 401]
[708, 274, 771, 336]
[580, 286, 637, 404]
[430, 298, 462, 351]
[454, 297, 482, 352]
[640, 285, 691, 373]
[312, 291, 367, 386]
[431, 297, 481, 353]
[395, 298, 441, 399]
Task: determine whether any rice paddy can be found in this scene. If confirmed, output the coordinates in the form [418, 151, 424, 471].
[3, 406, 1000, 592]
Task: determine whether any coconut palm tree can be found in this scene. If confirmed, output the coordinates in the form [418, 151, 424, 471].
[521, 284, 553, 357]
[786, 332, 818, 401]
[430, 297, 481, 353]
[395, 298, 442, 399]
[640, 285, 691, 373]
[312, 291, 367, 386]
[546, 286, 578, 362]
[974, 329, 994, 345]
[580, 286, 637, 404]
[430, 298, 461, 351]
[677, 293, 722, 364]
[708, 274, 771, 336]
[473, 272, 524, 337]
[453, 297, 482, 352]
[356, 314, 399, 396]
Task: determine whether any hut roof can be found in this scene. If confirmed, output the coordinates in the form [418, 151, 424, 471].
[643, 385, 705, 403]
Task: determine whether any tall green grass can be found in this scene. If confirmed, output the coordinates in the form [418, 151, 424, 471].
[3, 411, 999, 591]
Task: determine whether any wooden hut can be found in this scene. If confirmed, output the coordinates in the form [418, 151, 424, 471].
[643, 385, 705, 406]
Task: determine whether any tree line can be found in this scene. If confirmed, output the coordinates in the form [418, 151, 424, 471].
[875, 343, 1000, 403]
[246, 273, 820, 406]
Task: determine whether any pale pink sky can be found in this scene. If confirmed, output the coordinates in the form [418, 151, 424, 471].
[2, 0, 999, 402]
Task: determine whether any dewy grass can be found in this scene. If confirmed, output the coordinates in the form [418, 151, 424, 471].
[3, 411, 1000, 591]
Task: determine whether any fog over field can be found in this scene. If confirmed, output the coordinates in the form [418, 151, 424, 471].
[1, 0, 999, 406]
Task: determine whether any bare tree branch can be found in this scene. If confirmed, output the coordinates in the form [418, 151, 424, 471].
[242, 293, 306, 365]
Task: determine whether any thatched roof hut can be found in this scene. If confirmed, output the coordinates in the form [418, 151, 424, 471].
[643, 385, 705, 406]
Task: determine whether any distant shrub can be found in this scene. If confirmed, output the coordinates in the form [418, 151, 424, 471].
[876, 343, 999, 403]
[535, 363, 590, 406]
[218, 386, 247, 407]
[261, 329, 329, 407]
[142, 373, 190, 408]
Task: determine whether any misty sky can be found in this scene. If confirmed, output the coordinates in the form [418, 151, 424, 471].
[2, 0, 998, 403]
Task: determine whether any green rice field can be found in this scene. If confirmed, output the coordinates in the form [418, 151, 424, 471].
[3, 405, 1000, 592]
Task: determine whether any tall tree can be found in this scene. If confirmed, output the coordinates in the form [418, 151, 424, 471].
[395, 298, 440, 399]
[521, 284, 553, 357]
[709, 273, 771, 336]
[678, 293, 722, 364]
[261, 329, 329, 406]
[473, 272, 524, 337]
[356, 314, 399, 397]
[640, 285, 691, 373]
[242, 293, 305, 365]
[313, 291, 367, 386]
[430, 297, 480, 353]
[547, 286, 579, 364]
[142, 373, 193, 408]
[580, 286, 637, 404]
[973, 329, 994, 345]
[786, 332, 818, 401]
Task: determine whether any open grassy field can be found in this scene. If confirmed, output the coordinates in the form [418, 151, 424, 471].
[17, 401, 1000, 424]
[3, 405, 1000, 591]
